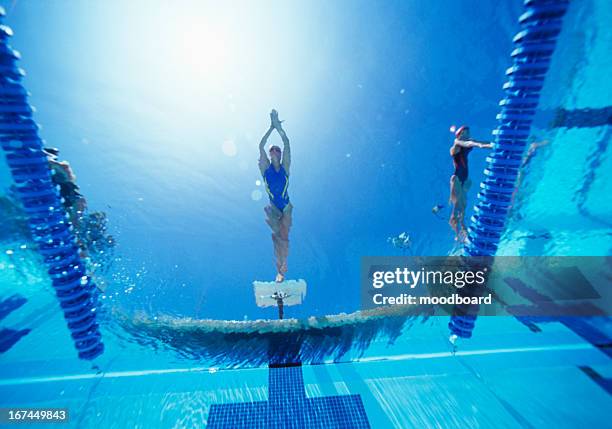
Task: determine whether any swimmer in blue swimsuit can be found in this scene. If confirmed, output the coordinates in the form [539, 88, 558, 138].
[448, 126, 493, 241]
[259, 109, 293, 282]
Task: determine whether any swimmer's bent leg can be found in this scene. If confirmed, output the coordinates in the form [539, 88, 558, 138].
[458, 179, 471, 236]
[449, 175, 461, 236]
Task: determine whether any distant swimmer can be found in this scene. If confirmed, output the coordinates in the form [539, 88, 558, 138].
[448, 125, 493, 242]
[511, 140, 550, 215]
[42, 147, 116, 261]
[43, 147, 87, 229]
[521, 140, 550, 170]
[515, 140, 550, 194]
[259, 109, 292, 283]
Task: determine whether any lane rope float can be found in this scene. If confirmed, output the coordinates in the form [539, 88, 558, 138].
[450, 0, 570, 339]
[0, 7, 103, 360]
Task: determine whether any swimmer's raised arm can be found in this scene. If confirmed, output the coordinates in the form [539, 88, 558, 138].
[259, 124, 274, 175]
[455, 139, 492, 149]
[271, 109, 291, 174]
[450, 139, 492, 156]
[278, 125, 291, 174]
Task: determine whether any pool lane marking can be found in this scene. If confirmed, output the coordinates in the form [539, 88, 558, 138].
[348, 342, 595, 364]
[0, 342, 595, 386]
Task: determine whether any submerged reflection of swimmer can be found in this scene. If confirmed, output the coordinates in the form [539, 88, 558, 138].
[448, 125, 493, 242]
[259, 109, 292, 283]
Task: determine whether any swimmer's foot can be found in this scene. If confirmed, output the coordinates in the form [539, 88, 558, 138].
[275, 273, 285, 283]
[454, 229, 468, 243]
[448, 334, 459, 355]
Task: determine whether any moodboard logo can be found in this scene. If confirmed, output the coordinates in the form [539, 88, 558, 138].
[360, 256, 611, 317]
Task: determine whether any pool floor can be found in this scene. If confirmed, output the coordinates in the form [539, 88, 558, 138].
[1, 314, 610, 428]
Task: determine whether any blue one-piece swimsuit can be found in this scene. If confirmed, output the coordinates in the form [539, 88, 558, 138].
[263, 164, 290, 211]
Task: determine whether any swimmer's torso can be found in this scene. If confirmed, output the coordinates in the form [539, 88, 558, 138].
[50, 162, 82, 204]
[452, 145, 472, 183]
[263, 164, 290, 211]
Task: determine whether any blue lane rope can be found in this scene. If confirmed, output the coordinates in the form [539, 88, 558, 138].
[450, 0, 570, 338]
[0, 7, 104, 360]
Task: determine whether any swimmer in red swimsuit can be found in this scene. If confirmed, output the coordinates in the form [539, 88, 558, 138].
[449, 126, 493, 241]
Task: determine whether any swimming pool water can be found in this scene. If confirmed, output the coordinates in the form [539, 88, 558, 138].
[1, 0, 611, 427]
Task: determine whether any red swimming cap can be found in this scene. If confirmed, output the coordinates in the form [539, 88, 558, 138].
[454, 125, 468, 138]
